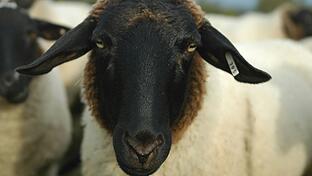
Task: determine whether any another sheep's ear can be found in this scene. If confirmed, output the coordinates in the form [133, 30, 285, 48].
[34, 19, 71, 40]
[17, 17, 97, 75]
[198, 21, 271, 84]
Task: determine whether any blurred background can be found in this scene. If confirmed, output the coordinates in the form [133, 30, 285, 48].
[55, 0, 312, 14]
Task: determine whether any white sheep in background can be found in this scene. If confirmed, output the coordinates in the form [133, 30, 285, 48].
[0, 70, 72, 176]
[301, 37, 312, 51]
[0, 4, 72, 176]
[206, 4, 312, 42]
[16, 0, 312, 175]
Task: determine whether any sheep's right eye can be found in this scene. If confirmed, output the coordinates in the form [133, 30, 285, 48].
[26, 31, 37, 40]
[96, 40, 106, 49]
[187, 43, 197, 53]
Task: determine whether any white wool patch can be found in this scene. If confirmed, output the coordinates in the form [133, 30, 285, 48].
[225, 52, 239, 77]
[0, 1, 17, 9]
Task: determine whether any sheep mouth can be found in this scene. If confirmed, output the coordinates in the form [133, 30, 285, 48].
[119, 143, 161, 176]
[118, 163, 159, 176]
[2, 87, 29, 104]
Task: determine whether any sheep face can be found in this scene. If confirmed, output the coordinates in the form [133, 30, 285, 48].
[284, 8, 312, 40]
[85, 3, 202, 174]
[0, 6, 69, 103]
[16, 0, 271, 175]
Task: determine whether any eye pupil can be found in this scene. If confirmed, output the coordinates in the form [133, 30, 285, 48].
[187, 43, 197, 53]
[27, 31, 37, 39]
[96, 40, 105, 49]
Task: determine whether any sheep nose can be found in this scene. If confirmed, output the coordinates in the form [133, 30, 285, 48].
[1, 72, 20, 87]
[125, 132, 164, 165]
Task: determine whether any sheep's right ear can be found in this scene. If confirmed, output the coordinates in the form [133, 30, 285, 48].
[16, 17, 97, 76]
[197, 20, 271, 84]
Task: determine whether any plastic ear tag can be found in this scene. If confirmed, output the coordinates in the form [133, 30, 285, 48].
[225, 52, 239, 77]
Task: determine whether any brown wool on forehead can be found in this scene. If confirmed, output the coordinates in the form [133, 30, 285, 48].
[90, 0, 206, 27]
[127, 8, 168, 26]
[178, 0, 206, 26]
[90, 0, 110, 19]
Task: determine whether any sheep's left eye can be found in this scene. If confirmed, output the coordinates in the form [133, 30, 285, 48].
[96, 40, 106, 49]
[27, 31, 37, 40]
[187, 43, 197, 53]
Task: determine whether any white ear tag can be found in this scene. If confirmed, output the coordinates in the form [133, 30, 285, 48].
[225, 52, 239, 77]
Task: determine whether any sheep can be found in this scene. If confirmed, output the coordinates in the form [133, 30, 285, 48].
[0, 3, 72, 176]
[80, 39, 312, 176]
[16, 0, 312, 175]
[206, 4, 312, 42]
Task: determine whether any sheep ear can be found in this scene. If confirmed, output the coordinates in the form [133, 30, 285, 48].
[34, 19, 71, 41]
[16, 17, 97, 76]
[198, 21, 271, 84]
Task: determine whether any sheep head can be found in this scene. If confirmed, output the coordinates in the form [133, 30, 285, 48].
[17, 0, 271, 175]
[0, 2, 69, 103]
[282, 4, 312, 40]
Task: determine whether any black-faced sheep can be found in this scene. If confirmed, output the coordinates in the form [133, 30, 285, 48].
[207, 3, 312, 42]
[0, 3, 72, 176]
[17, 0, 312, 176]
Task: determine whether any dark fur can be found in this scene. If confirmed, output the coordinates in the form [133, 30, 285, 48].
[283, 8, 312, 40]
[16, 0, 271, 175]
[15, 0, 36, 9]
[0, 7, 69, 103]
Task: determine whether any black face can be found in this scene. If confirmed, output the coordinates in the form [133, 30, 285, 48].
[0, 7, 69, 103]
[15, 0, 271, 175]
[91, 2, 201, 175]
[291, 9, 312, 37]
[15, 0, 36, 9]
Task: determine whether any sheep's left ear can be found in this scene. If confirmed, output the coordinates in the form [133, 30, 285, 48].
[198, 21, 271, 84]
[17, 17, 96, 75]
[34, 19, 70, 40]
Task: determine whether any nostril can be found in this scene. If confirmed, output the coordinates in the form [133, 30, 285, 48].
[125, 132, 164, 164]
[137, 153, 150, 165]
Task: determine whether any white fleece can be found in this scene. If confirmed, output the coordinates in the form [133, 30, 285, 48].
[81, 40, 312, 176]
[300, 37, 312, 51]
[0, 70, 72, 176]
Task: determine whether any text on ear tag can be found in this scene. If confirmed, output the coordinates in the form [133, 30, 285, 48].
[225, 52, 239, 77]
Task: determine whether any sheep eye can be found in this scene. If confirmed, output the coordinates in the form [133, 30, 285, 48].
[27, 31, 37, 40]
[96, 40, 106, 49]
[187, 43, 197, 53]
